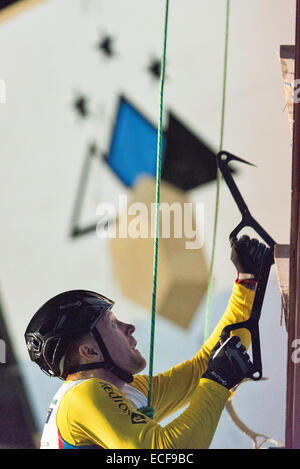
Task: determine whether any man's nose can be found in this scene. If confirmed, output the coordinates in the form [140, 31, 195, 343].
[126, 323, 135, 335]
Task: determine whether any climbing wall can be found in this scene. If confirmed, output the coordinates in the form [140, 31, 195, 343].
[0, 0, 295, 448]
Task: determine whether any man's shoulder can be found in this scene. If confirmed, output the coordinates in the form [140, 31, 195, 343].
[64, 377, 114, 394]
[59, 377, 149, 413]
[60, 378, 112, 405]
[59, 378, 146, 421]
[62, 378, 141, 403]
[131, 374, 149, 394]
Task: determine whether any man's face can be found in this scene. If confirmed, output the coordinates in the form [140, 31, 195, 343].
[95, 310, 147, 375]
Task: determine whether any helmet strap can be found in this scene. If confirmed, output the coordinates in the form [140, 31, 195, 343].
[92, 328, 133, 383]
[66, 361, 107, 375]
[64, 328, 133, 383]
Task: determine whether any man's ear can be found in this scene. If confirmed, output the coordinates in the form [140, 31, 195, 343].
[78, 342, 103, 362]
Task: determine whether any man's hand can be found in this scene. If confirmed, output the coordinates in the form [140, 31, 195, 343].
[230, 235, 271, 280]
[202, 336, 253, 390]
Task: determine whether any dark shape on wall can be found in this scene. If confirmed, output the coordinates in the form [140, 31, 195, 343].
[162, 113, 218, 191]
[73, 94, 90, 119]
[104, 96, 219, 191]
[104, 95, 165, 188]
[147, 58, 162, 80]
[0, 294, 37, 448]
[70, 142, 114, 238]
[97, 34, 115, 58]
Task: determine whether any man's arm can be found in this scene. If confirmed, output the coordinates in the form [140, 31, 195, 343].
[57, 377, 230, 449]
[132, 281, 255, 422]
[133, 236, 269, 422]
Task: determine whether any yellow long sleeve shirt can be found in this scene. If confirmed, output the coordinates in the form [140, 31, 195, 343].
[44, 282, 254, 449]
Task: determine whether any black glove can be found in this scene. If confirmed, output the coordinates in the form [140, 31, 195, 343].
[203, 336, 253, 390]
[230, 235, 271, 280]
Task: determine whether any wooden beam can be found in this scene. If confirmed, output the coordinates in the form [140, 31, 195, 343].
[285, 0, 300, 450]
[274, 244, 290, 328]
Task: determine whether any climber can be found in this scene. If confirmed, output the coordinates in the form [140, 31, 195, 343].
[25, 235, 269, 449]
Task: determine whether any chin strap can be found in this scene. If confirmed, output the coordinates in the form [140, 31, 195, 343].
[65, 328, 133, 383]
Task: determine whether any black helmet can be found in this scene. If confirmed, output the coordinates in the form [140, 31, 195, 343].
[25, 290, 133, 382]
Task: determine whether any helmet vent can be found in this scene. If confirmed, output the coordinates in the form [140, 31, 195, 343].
[28, 335, 42, 353]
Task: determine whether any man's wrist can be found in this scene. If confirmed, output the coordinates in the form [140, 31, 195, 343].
[202, 370, 229, 389]
[237, 273, 255, 280]
[235, 273, 257, 290]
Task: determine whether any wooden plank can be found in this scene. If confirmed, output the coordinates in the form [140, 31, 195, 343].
[274, 244, 290, 328]
[285, 0, 300, 450]
[280, 45, 295, 140]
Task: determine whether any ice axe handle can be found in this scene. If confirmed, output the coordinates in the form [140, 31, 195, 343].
[229, 217, 275, 250]
[220, 318, 262, 381]
[216, 151, 275, 249]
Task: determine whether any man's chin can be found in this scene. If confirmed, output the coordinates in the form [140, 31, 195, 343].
[139, 358, 147, 373]
[133, 355, 147, 374]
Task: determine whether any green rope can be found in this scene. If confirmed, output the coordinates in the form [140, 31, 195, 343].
[138, 0, 169, 420]
[204, 0, 231, 341]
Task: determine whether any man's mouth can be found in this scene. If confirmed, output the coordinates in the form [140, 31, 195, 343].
[130, 339, 137, 350]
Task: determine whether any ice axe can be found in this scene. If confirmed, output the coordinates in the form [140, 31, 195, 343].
[217, 151, 276, 381]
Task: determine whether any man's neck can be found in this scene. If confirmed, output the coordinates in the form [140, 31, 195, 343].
[66, 367, 128, 390]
